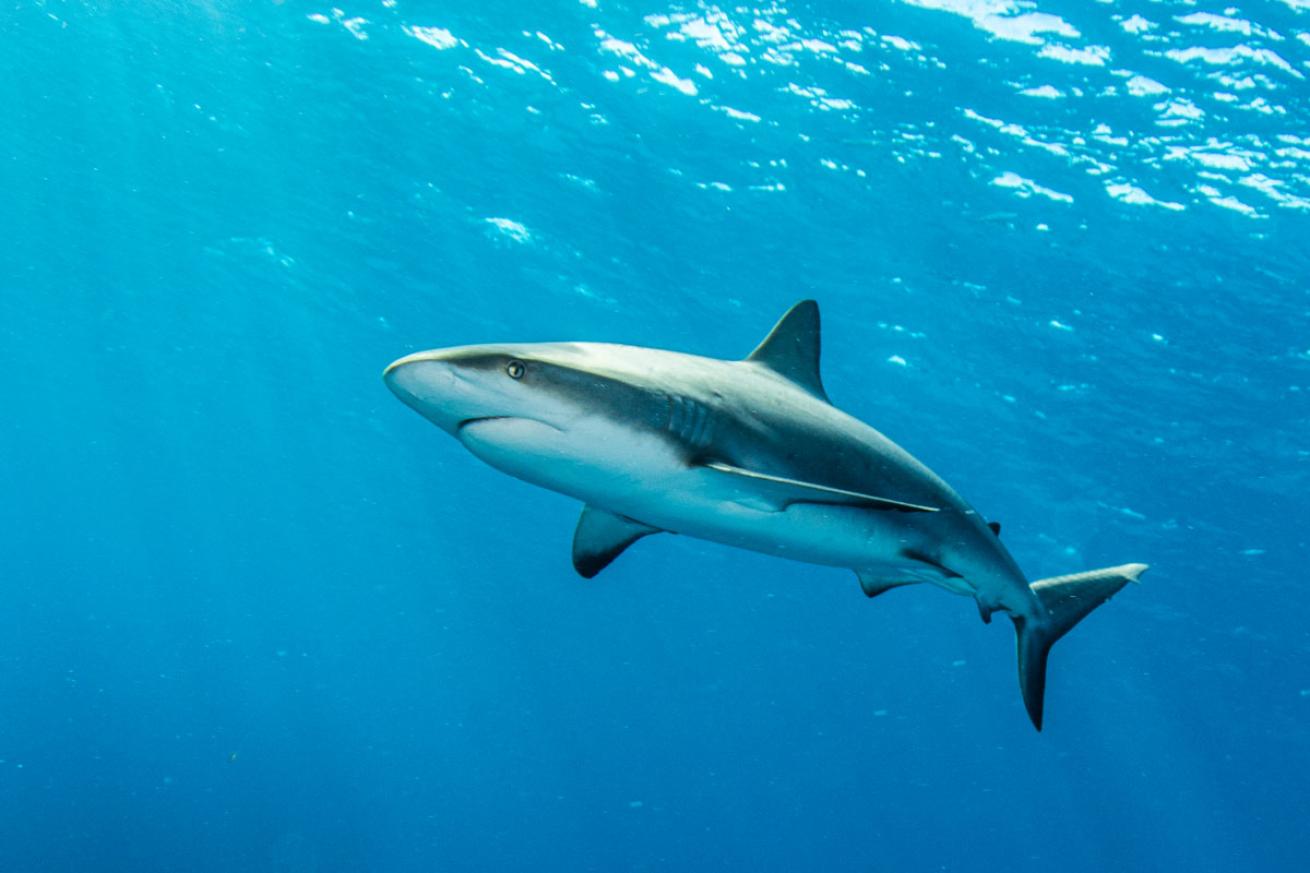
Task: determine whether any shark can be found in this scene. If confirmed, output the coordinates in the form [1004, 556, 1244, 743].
[384, 301, 1146, 730]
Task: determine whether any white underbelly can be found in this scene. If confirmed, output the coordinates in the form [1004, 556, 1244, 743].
[461, 417, 944, 577]
[602, 470, 914, 571]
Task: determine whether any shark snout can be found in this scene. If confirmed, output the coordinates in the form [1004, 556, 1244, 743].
[385, 342, 583, 440]
[383, 351, 449, 397]
[384, 352, 484, 433]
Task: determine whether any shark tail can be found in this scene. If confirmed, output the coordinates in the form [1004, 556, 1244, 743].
[1014, 562, 1148, 731]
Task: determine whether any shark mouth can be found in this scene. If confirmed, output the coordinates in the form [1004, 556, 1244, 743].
[456, 416, 512, 430]
[456, 416, 565, 433]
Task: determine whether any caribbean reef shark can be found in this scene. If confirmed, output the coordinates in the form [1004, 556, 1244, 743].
[384, 301, 1146, 730]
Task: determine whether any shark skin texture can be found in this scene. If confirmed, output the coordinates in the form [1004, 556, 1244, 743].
[385, 301, 1147, 730]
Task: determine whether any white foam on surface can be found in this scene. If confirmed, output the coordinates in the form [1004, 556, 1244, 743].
[992, 171, 1074, 203]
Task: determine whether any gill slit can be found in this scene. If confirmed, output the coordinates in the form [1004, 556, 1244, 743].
[664, 393, 714, 453]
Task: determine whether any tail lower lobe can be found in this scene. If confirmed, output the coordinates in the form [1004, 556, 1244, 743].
[1014, 563, 1148, 730]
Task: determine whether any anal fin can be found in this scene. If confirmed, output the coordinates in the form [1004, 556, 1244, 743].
[571, 506, 662, 579]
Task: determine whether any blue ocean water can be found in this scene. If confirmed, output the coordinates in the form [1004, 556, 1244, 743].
[3, 0, 1309, 870]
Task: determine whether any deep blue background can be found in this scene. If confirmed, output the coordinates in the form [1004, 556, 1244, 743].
[2, 1, 1308, 870]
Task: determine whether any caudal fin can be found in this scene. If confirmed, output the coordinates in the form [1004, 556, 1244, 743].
[1015, 562, 1148, 731]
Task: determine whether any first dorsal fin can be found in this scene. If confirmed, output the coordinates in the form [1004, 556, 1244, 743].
[746, 300, 828, 402]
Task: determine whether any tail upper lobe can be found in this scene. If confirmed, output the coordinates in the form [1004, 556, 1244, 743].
[1014, 563, 1148, 730]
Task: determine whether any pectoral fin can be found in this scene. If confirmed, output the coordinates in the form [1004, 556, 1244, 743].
[571, 506, 662, 579]
[855, 571, 919, 599]
[702, 461, 939, 513]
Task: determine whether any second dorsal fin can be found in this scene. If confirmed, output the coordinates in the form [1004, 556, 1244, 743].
[746, 300, 828, 402]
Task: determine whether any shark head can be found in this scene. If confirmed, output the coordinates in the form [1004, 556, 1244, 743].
[384, 343, 675, 498]
[384, 345, 578, 435]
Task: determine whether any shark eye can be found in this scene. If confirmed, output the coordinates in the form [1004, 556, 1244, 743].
[505, 359, 526, 380]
